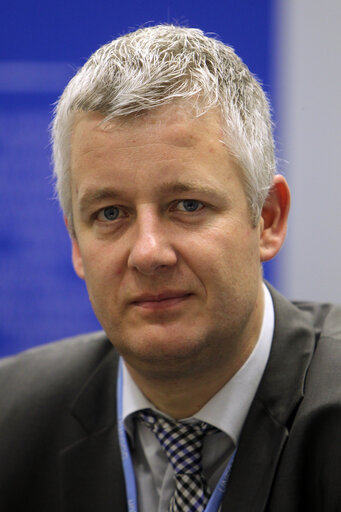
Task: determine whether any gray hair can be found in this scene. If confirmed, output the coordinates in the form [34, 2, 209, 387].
[52, 24, 276, 230]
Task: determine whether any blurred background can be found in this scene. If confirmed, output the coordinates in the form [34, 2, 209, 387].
[1, 0, 340, 357]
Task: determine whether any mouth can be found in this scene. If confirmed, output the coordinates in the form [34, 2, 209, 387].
[130, 292, 193, 311]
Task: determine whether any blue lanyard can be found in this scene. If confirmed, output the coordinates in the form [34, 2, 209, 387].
[117, 358, 237, 512]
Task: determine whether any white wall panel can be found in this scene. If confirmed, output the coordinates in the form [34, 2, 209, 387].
[275, 0, 341, 302]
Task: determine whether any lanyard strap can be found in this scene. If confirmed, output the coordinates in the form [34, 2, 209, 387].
[117, 358, 236, 512]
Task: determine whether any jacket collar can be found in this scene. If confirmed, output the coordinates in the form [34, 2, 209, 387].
[71, 347, 119, 433]
[221, 284, 318, 511]
[60, 344, 128, 512]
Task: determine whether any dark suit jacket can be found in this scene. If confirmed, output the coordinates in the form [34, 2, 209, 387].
[1, 286, 341, 511]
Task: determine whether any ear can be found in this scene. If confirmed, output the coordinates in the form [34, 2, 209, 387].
[64, 216, 85, 279]
[259, 175, 290, 262]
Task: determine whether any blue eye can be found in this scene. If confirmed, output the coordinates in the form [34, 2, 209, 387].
[177, 199, 203, 212]
[100, 206, 120, 221]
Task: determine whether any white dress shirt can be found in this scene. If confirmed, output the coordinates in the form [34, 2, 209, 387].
[123, 283, 274, 512]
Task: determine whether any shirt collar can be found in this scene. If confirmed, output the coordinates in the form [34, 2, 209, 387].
[123, 282, 274, 445]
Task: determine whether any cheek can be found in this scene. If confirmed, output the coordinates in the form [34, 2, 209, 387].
[78, 241, 123, 290]
[203, 228, 260, 284]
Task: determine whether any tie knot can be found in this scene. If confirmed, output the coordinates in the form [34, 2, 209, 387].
[136, 409, 216, 475]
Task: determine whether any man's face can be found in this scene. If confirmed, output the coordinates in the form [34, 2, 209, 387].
[70, 106, 265, 380]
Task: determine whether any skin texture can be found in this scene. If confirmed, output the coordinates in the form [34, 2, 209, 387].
[69, 105, 290, 418]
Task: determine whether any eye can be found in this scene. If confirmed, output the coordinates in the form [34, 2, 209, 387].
[175, 199, 204, 212]
[97, 206, 121, 221]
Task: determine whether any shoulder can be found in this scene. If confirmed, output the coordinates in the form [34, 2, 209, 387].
[282, 294, 341, 399]
[0, 333, 119, 507]
[0, 330, 112, 374]
[268, 284, 341, 358]
[292, 299, 341, 340]
[0, 331, 116, 412]
[268, 281, 341, 339]
[300, 310, 341, 410]
[290, 300, 341, 400]
[266, 283, 341, 413]
[284, 298, 341, 444]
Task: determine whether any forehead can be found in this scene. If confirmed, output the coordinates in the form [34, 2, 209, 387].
[69, 105, 244, 202]
[71, 105, 225, 156]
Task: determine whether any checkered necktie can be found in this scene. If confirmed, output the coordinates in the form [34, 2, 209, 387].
[137, 409, 215, 512]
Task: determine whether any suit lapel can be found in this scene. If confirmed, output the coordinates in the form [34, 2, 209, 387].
[221, 397, 288, 512]
[59, 348, 128, 512]
[59, 424, 127, 512]
[221, 285, 318, 512]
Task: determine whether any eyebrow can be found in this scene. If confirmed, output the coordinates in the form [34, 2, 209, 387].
[78, 188, 123, 214]
[78, 180, 224, 213]
[158, 181, 224, 201]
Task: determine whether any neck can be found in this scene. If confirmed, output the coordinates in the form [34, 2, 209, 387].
[125, 356, 250, 419]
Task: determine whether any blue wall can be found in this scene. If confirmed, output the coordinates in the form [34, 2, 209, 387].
[1, 0, 275, 357]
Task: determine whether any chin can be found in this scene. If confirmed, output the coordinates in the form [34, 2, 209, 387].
[116, 331, 213, 378]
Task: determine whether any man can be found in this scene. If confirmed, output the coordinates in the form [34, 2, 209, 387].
[0, 24, 340, 512]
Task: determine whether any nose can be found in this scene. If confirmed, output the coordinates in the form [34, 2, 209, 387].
[127, 209, 177, 275]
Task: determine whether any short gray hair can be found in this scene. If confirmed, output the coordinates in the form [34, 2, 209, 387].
[52, 24, 276, 230]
